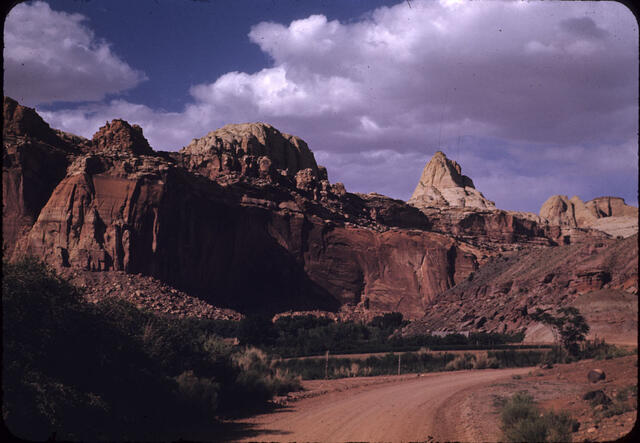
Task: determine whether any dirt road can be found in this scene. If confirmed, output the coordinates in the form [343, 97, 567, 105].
[234, 367, 530, 442]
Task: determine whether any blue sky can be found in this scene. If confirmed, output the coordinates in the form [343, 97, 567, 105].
[4, 0, 638, 212]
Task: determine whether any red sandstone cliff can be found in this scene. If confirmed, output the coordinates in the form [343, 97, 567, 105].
[3, 97, 635, 329]
[3, 97, 478, 318]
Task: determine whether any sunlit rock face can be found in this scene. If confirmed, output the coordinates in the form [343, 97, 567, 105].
[540, 194, 638, 238]
[408, 151, 496, 210]
[179, 122, 319, 180]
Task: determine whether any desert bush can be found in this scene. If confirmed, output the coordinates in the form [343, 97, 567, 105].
[445, 353, 476, 371]
[274, 351, 457, 379]
[232, 347, 301, 398]
[579, 337, 631, 360]
[503, 415, 549, 442]
[501, 392, 539, 428]
[544, 410, 578, 441]
[174, 370, 219, 422]
[489, 349, 546, 367]
[473, 353, 501, 369]
[500, 391, 577, 442]
[2, 258, 298, 440]
[474, 354, 489, 369]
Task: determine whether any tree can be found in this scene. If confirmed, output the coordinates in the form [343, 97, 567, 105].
[530, 307, 590, 357]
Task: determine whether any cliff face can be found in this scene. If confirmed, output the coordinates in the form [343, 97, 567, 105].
[404, 234, 638, 342]
[4, 97, 479, 318]
[2, 97, 79, 255]
[5, 97, 635, 327]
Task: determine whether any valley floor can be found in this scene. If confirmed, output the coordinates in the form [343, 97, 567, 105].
[221, 355, 636, 442]
[229, 367, 530, 442]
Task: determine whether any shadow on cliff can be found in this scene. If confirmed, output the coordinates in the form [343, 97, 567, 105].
[131, 172, 341, 316]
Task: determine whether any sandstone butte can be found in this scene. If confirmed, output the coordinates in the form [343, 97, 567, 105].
[3, 96, 637, 341]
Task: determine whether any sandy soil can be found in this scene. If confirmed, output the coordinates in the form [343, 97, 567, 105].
[221, 355, 637, 442]
[231, 367, 530, 442]
[461, 355, 638, 442]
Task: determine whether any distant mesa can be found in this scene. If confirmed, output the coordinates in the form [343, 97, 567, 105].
[408, 151, 496, 210]
[540, 195, 638, 238]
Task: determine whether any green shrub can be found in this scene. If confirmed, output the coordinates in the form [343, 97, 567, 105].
[474, 353, 500, 369]
[232, 347, 302, 398]
[489, 349, 546, 367]
[544, 411, 578, 442]
[501, 392, 539, 428]
[174, 370, 219, 421]
[503, 415, 549, 442]
[500, 391, 577, 442]
[580, 338, 632, 360]
[2, 258, 299, 440]
[601, 401, 632, 418]
[445, 353, 476, 371]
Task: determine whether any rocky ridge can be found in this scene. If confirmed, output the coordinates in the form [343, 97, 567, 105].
[403, 234, 637, 341]
[3, 96, 637, 337]
[4, 97, 479, 319]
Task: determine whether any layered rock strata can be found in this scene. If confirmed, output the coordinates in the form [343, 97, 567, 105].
[5, 96, 635, 327]
[403, 234, 638, 341]
[4, 97, 479, 318]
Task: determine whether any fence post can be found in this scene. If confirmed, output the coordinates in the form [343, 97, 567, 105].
[325, 350, 329, 380]
[397, 354, 401, 376]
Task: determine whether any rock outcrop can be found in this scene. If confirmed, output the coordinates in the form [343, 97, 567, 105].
[402, 234, 638, 342]
[540, 195, 638, 238]
[2, 97, 80, 255]
[4, 97, 480, 318]
[179, 122, 319, 180]
[409, 151, 496, 210]
[91, 119, 154, 156]
[4, 96, 635, 330]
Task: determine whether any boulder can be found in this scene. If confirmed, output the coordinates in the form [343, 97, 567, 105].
[587, 369, 606, 383]
[582, 389, 611, 406]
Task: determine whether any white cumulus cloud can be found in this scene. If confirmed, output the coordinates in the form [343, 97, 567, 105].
[4, 1, 146, 105]
[26, 0, 638, 211]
